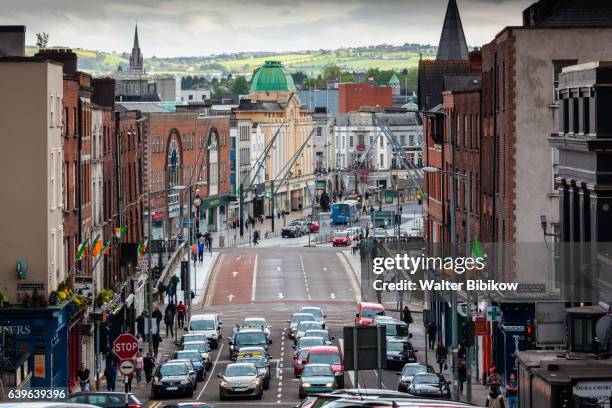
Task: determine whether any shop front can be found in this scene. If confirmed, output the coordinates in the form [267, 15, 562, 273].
[200, 194, 234, 234]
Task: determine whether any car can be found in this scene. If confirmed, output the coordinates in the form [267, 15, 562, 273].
[355, 301, 385, 327]
[234, 317, 271, 339]
[315, 399, 475, 407]
[151, 361, 195, 399]
[171, 350, 206, 381]
[293, 348, 310, 377]
[296, 388, 420, 408]
[290, 220, 309, 233]
[299, 306, 326, 327]
[345, 226, 363, 237]
[282, 225, 302, 238]
[377, 318, 410, 341]
[298, 364, 338, 399]
[170, 359, 198, 387]
[386, 339, 418, 369]
[293, 336, 325, 357]
[189, 313, 222, 348]
[331, 231, 351, 246]
[295, 321, 324, 343]
[180, 332, 208, 347]
[181, 341, 212, 371]
[303, 329, 334, 345]
[66, 392, 142, 408]
[158, 403, 214, 408]
[304, 345, 344, 388]
[287, 312, 316, 339]
[407, 372, 451, 399]
[218, 362, 264, 400]
[397, 363, 435, 392]
[306, 221, 320, 233]
[229, 328, 270, 360]
[236, 348, 271, 389]
[373, 228, 388, 240]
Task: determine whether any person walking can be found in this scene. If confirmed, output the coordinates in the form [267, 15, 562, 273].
[152, 332, 161, 357]
[104, 361, 117, 391]
[191, 244, 198, 264]
[435, 341, 448, 373]
[198, 242, 204, 263]
[401, 306, 413, 334]
[136, 333, 144, 352]
[506, 373, 518, 408]
[207, 234, 213, 254]
[157, 281, 166, 304]
[77, 362, 90, 391]
[177, 301, 186, 329]
[164, 308, 174, 338]
[253, 230, 259, 246]
[134, 352, 144, 384]
[458, 358, 467, 397]
[350, 234, 358, 255]
[144, 352, 155, 383]
[152, 306, 163, 330]
[169, 274, 180, 303]
[123, 369, 135, 393]
[136, 312, 146, 337]
[427, 322, 437, 350]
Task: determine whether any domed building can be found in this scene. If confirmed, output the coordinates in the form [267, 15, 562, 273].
[231, 61, 315, 223]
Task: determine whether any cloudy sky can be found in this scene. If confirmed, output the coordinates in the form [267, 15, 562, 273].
[1, 0, 533, 57]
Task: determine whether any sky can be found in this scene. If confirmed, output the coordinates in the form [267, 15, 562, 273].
[1, 0, 533, 57]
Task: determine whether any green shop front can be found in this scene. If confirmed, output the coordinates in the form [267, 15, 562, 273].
[198, 194, 235, 235]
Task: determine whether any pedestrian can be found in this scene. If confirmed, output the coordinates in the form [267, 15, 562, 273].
[207, 234, 213, 254]
[253, 230, 259, 246]
[134, 352, 144, 383]
[169, 274, 180, 303]
[152, 332, 161, 357]
[458, 341, 467, 361]
[123, 370, 134, 392]
[435, 341, 448, 373]
[458, 358, 467, 396]
[157, 281, 166, 304]
[488, 385, 506, 408]
[136, 333, 144, 352]
[198, 243, 204, 262]
[77, 362, 90, 391]
[177, 301, 186, 329]
[401, 306, 413, 330]
[350, 235, 358, 255]
[427, 322, 437, 350]
[166, 282, 175, 304]
[136, 311, 145, 337]
[191, 244, 198, 264]
[144, 352, 155, 383]
[505, 373, 518, 408]
[152, 306, 163, 328]
[104, 361, 117, 391]
[164, 308, 174, 338]
[277, 209, 281, 219]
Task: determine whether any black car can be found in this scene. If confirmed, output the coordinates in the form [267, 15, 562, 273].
[151, 361, 195, 398]
[397, 363, 435, 393]
[229, 329, 270, 360]
[386, 340, 417, 369]
[67, 392, 142, 407]
[406, 372, 451, 399]
[282, 225, 302, 238]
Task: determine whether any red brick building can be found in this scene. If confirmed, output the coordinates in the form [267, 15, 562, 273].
[338, 83, 393, 114]
[144, 112, 232, 238]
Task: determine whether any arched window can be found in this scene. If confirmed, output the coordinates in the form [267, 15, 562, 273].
[207, 130, 219, 196]
[167, 139, 180, 190]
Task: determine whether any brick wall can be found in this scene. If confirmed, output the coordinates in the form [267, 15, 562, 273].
[338, 83, 393, 114]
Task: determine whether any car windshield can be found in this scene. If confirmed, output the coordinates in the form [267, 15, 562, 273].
[362, 308, 384, 319]
[306, 330, 328, 339]
[299, 322, 322, 331]
[402, 365, 430, 376]
[237, 357, 264, 367]
[298, 338, 324, 348]
[383, 323, 409, 337]
[302, 365, 334, 377]
[175, 351, 201, 362]
[413, 374, 441, 384]
[225, 364, 257, 377]
[309, 352, 341, 365]
[191, 319, 215, 330]
[183, 343, 206, 352]
[235, 332, 267, 346]
[387, 342, 408, 352]
[301, 308, 323, 318]
[292, 314, 315, 324]
[298, 349, 310, 359]
[183, 334, 206, 343]
[334, 232, 347, 238]
[160, 364, 188, 376]
[337, 204, 349, 213]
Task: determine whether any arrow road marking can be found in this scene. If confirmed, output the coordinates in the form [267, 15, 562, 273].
[323, 267, 327, 271]
[276, 266, 281, 271]
[227, 294, 235, 302]
[232, 271, 238, 278]
[278, 292, 285, 299]
[330, 293, 336, 300]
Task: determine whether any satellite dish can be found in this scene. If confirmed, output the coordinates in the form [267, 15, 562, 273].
[595, 315, 612, 344]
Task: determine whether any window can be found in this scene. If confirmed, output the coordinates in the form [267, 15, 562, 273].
[50, 150, 56, 210]
[73, 107, 77, 137]
[572, 98, 579, 134]
[379, 137, 384, 148]
[464, 114, 468, 148]
[349, 135, 354, 148]
[400, 135, 406, 146]
[316, 127, 322, 137]
[50, 95, 54, 127]
[553, 60, 578, 101]
[379, 153, 384, 168]
[583, 97, 590, 134]
[189, 94, 193, 100]
[239, 126, 250, 142]
[552, 148, 559, 191]
[64, 107, 69, 136]
[409, 135, 415, 146]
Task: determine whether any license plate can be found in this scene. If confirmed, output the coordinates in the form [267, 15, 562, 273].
[234, 387, 247, 391]
[166, 386, 178, 391]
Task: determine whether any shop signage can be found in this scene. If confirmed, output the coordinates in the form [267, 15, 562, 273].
[16, 283, 44, 290]
[119, 359, 135, 376]
[385, 190, 394, 204]
[0, 325, 31, 335]
[573, 381, 612, 404]
[74, 276, 93, 298]
[474, 316, 487, 336]
[137, 256, 149, 271]
[486, 306, 503, 322]
[152, 211, 165, 222]
[168, 204, 180, 219]
[34, 354, 45, 379]
[316, 180, 327, 190]
[517, 283, 546, 293]
[113, 334, 139, 360]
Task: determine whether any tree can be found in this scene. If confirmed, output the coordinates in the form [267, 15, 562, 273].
[322, 64, 341, 81]
[229, 76, 249, 95]
[35, 32, 49, 49]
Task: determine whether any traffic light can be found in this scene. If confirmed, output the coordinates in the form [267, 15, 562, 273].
[525, 320, 536, 349]
[463, 320, 474, 347]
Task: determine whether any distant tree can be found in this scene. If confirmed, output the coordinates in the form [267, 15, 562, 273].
[35, 32, 49, 48]
[291, 71, 308, 86]
[211, 85, 228, 100]
[322, 64, 341, 81]
[229, 76, 249, 95]
[340, 71, 355, 82]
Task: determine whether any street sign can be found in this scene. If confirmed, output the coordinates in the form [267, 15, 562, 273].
[113, 334, 139, 360]
[474, 316, 487, 336]
[119, 359, 134, 376]
[486, 306, 503, 322]
[137, 256, 149, 270]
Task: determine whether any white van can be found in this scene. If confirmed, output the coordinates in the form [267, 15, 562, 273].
[189, 313, 222, 348]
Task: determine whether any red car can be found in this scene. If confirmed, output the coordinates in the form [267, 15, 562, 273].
[355, 301, 385, 327]
[293, 348, 310, 377]
[308, 222, 320, 233]
[304, 345, 344, 387]
[332, 231, 350, 247]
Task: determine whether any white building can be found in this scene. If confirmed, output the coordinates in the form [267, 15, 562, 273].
[180, 89, 211, 104]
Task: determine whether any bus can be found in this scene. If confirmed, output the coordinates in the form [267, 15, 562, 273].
[331, 201, 360, 225]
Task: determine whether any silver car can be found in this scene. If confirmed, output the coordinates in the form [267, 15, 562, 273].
[295, 320, 324, 343]
[287, 312, 316, 339]
[300, 306, 326, 327]
[218, 362, 264, 400]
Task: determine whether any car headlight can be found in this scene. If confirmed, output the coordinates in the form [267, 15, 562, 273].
[220, 381, 230, 388]
[180, 379, 190, 384]
[250, 378, 261, 387]
[325, 382, 334, 388]
[301, 382, 312, 388]
[230, 345, 234, 350]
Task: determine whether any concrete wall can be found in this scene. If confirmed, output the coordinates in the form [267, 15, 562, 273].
[514, 27, 612, 243]
[0, 60, 64, 301]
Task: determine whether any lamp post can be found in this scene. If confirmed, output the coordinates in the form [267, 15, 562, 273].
[423, 166, 471, 402]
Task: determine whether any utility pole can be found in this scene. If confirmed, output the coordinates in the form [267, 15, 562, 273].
[465, 174, 472, 402]
[271, 180, 275, 233]
[239, 182, 245, 237]
[147, 191, 153, 355]
[186, 185, 193, 332]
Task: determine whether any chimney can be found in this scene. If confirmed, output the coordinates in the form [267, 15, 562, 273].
[92, 77, 116, 108]
[34, 48, 77, 76]
[469, 49, 482, 75]
[0, 25, 26, 57]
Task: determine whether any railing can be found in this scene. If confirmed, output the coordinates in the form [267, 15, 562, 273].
[154, 241, 187, 300]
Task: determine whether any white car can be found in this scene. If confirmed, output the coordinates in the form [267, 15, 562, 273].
[189, 313, 222, 348]
[299, 306, 326, 328]
[235, 317, 271, 339]
[294, 321, 323, 343]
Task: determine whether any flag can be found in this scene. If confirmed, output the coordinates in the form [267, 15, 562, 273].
[472, 239, 486, 259]
[91, 235, 101, 256]
[102, 241, 111, 255]
[76, 239, 89, 261]
[114, 226, 126, 240]
[137, 237, 149, 255]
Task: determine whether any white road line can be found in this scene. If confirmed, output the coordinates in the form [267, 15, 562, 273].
[198, 343, 224, 400]
[251, 254, 258, 301]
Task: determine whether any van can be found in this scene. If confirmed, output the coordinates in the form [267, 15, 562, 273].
[189, 313, 222, 348]
[355, 301, 385, 327]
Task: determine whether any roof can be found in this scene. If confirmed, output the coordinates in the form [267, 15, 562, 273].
[436, 0, 469, 61]
[359, 302, 385, 309]
[115, 102, 169, 113]
[524, 0, 612, 27]
[443, 74, 482, 92]
[377, 112, 421, 126]
[250, 61, 296, 92]
[308, 346, 340, 353]
[389, 72, 400, 84]
[234, 100, 284, 112]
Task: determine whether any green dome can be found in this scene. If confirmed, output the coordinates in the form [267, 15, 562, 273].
[389, 72, 400, 85]
[250, 61, 296, 92]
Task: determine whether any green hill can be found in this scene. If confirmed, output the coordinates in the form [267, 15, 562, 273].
[27, 43, 436, 76]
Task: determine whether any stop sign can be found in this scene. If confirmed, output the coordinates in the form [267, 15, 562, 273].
[113, 334, 139, 360]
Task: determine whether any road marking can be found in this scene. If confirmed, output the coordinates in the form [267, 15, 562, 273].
[232, 271, 238, 278]
[337, 252, 361, 301]
[227, 294, 235, 302]
[330, 293, 336, 299]
[251, 254, 258, 301]
[198, 343, 224, 400]
[278, 292, 285, 299]
[204, 253, 224, 306]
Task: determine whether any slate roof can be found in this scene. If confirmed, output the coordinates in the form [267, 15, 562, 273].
[443, 75, 482, 92]
[417, 60, 470, 111]
[436, 0, 469, 61]
[524, 0, 612, 27]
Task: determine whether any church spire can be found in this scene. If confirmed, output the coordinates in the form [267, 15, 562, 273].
[436, 0, 469, 61]
[129, 24, 143, 73]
